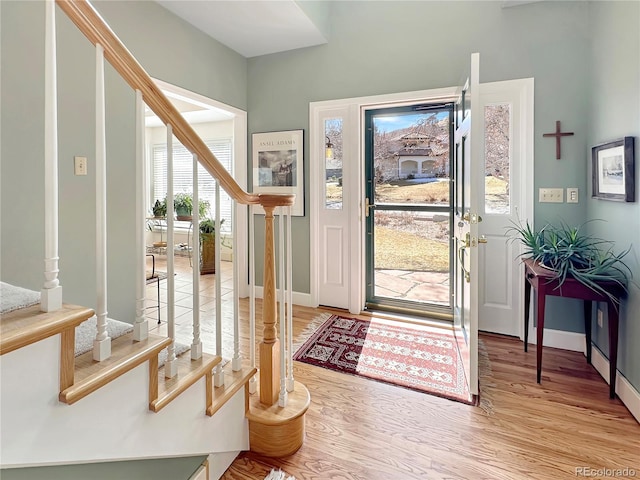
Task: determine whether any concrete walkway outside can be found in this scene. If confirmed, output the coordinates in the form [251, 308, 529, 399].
[375, 269, 450, 306]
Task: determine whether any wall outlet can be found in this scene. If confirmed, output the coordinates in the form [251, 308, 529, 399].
[567, 187, 578, 203]
[597, 308, 604, 328]
[539, 187, 563, 203]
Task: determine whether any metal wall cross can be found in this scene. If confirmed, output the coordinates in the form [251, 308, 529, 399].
[543, 120, 574, 160]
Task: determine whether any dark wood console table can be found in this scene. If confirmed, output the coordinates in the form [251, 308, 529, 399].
[523, 258, 625, 399]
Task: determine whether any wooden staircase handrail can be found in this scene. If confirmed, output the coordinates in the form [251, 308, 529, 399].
[55, 0, 294, 209]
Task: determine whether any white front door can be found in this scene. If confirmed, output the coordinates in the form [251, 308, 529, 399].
[452, 53, 481, 397]
[477, 79, 534, 337]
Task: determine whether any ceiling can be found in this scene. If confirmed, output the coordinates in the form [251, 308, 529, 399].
[145, 90, 234, 127]
[155, 0, 328, 58]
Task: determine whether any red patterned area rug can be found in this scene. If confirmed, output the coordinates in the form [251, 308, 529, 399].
[293, 314, 473, 404]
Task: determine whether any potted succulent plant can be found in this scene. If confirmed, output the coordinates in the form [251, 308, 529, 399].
[152, 198, 167, 218]
[508, 219, 632, 304]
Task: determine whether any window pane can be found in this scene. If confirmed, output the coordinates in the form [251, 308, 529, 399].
[325, 118, 343, 209]
[484, 104, 511, 214]
[152, 139, 233, 233]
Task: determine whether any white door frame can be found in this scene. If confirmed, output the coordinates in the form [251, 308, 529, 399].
[151, 79, 249, 297]
[478, 78, 534, 339]
[311, 81, 534, 323]
[310, 87, 459, 313]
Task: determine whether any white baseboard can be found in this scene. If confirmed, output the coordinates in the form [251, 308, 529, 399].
[590, 346, 640, 424]
[525, 328, 586, 353]
[524, 330, 640, 423]
[208, 450, 240, 480]
[251, 286, 313, 307]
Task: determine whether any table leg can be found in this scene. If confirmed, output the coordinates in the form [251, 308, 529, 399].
[607, 300, 619, 399]
[536, 289, 546, 384]
[524, 275, 532, 352]
[584, 300, 592, 364]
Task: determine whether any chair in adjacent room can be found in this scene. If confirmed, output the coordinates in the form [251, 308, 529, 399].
[146, 254, 168, 324]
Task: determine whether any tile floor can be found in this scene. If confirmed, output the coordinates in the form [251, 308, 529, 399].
[145, 254, 450, 359]
[145, 255, 237, 359]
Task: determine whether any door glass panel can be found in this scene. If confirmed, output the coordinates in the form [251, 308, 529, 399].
[374, 210, 450, 306]
[373, 112, 450, 206]
[325, 118, 343, 209]
[366, 105, 453, 312]
[484, 104, 511, 214]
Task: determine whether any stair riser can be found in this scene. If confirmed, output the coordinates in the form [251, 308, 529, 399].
[0, 336, 248, 467]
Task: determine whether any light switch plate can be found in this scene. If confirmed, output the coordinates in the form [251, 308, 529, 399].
[539, 187, 563, 203]
[74, 156, 87, 176]
[567, 187, 578, 203]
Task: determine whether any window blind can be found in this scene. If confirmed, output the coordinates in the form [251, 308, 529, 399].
[152, 139, 233, 233]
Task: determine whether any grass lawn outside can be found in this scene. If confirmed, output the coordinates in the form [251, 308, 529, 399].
[375, 226, 449, 272]
[326, 176, 507, 272]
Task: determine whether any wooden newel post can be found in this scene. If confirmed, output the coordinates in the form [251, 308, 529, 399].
[257, 194, 294, 406]
[260, 204, 280, 406]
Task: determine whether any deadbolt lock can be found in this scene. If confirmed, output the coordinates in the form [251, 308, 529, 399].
[462, 212, 483, 224]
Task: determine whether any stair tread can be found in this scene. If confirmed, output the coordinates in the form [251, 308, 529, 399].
[151, 351, 222, 412]
[207, 364, 257, 417]
[60, 333, 171, 405]
[0, 303, 94, 355]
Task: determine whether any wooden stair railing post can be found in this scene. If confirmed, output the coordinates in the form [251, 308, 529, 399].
[165, 124, 178, 379]
[248, 206, 257, 395]
[260, 203, 280, 406]
[286, 206, 295, 392]
[213, 182, 224, 387]
[134, 89, 149, 341]
[258, 195, 295, 406]
[42, 0, 63, 313]
[191, 153, 203, 360]
[93, 43, 111, 361]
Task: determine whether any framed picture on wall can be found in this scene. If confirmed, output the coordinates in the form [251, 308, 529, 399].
[252, 129, 304, 216]
[592, 136, 635, 202]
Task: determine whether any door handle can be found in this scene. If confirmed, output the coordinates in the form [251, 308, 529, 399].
[478, 235, 488, 244]
[365, 197, 376, 217]
[458, 245, 471, 283]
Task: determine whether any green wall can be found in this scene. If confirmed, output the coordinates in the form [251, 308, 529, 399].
[1, 0, 637, 395]
[587, 1, 640, 389]
[0, 456, 207, 480]
[248, 1, 591, 325]
[0, 0, 247, 320]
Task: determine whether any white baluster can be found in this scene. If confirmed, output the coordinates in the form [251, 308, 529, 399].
[232, 199, 242, 372]
[165, 125, 177, 378]
[41, 0, 62, 312]
[286, 206, 294, 392]
[278, 208, 288, 407]
[213, 182, 224, 387]
[93, 44, 111, 361]
[134, 89, 148, 341]
[191, 154, 202, 360]
[248, 206, 257, 394]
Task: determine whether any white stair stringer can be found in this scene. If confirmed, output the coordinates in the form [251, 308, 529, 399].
[0, 335, 249, 468]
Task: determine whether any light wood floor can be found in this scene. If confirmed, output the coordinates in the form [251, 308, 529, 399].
[222, 313, 639, 479]
[149, 257, 640, 479]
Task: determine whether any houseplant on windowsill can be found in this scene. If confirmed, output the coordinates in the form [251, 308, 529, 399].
[199, 218, 225, 275]
[173, 192, 210, 221]
[507, 219, 632, 306]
